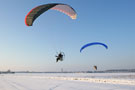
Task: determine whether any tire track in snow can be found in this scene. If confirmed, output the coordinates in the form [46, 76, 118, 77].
[1, 77, 19, 90]
[49, 83, 62, 90]
[2, 76, 33, 90]
[8, 81, 33, 90]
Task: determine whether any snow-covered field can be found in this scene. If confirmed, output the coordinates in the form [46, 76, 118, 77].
[0, 73, 135, 90]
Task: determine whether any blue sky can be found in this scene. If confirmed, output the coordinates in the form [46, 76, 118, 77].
[0, 0, 135, 71]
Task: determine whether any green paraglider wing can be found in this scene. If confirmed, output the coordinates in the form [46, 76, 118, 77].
[25, 3, 77, 26]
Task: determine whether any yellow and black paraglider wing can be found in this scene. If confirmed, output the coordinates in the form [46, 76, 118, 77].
[94, 66, 97, 70]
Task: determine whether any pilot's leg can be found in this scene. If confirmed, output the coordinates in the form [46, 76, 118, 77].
[56, 58, 59, 62]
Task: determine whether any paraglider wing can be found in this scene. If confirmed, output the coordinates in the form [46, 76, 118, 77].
[80, 42, 108, 52]
[25, 3, 77, 26]
[94, 66, 97, 70]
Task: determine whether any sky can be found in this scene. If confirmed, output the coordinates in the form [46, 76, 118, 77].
[0, 0, 135, 72]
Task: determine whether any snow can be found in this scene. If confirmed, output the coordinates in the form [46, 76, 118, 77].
[0, 73, 135, 90]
